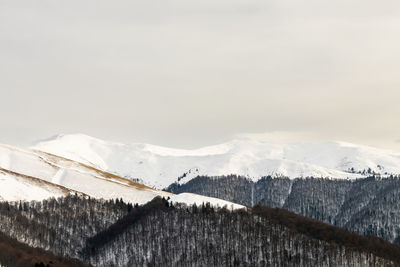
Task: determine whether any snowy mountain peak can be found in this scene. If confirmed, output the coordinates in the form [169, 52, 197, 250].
[0, 141, 244, 209]
[31, 134, 400, 189]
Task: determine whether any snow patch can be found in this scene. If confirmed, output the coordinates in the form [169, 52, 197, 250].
[170, 193, 245, 210]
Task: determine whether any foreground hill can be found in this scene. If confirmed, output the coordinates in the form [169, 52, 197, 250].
[0, 196, 399, 266]
[0, 231, 89, 267]
[32, 134, 400, 189]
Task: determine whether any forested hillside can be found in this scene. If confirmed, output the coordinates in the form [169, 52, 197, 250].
[0, 196, 400, 266]
[167, 175, 400, 245]
[0, 231, 89, 267]
[0, 196, 129, 260]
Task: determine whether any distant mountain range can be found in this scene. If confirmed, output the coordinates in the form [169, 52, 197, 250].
[1, 133, 400, 266]
[32, 133, 400, 189]
[27, 133, 400, 247]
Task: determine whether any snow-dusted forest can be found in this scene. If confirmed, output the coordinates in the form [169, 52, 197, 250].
[168, 175, 400, 244]
[0, 196, 399, 267]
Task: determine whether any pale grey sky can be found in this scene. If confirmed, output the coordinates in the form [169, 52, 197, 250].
[1, 0, 400, 150]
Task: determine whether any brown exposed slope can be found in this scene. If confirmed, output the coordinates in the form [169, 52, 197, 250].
[34, 150, 167, 192]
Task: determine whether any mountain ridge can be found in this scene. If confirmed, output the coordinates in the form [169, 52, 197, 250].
[32, 133, 400, 189]
[0, 142, 244, 210]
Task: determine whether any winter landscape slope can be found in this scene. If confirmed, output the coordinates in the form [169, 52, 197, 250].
[32, 134, 400, 189]
[0, 143, 170, 204]
[0, 167, 75, 202]
[0, 143, 243, 209]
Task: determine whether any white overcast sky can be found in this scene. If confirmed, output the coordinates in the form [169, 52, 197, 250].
[1, 0, 400, 150]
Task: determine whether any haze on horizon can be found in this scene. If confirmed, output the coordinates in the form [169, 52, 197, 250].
[1, 0, 400, 151]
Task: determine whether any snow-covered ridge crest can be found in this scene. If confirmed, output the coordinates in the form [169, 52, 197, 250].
[0, 142, 171, 203]
[0, 142, 244, 210]
[31, 133, 400, 189]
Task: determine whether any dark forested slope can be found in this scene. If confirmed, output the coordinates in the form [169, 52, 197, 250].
[0, 195, 130, 260]
[0, 231, 89, 267]
[0, 196, 400, 266]
[167, 175, 400, 244]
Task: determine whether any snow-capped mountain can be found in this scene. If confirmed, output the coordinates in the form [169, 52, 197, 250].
[0, 143, 171, 203]
[0, 143, 244, 209]
[32, 134, 400, 189]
